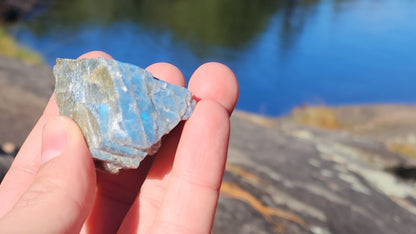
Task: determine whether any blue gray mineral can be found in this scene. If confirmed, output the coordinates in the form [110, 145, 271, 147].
[53, 58, 196, 173]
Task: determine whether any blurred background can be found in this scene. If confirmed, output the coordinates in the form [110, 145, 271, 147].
[2, 0, 415, 116]
[1, 1, 416, 233]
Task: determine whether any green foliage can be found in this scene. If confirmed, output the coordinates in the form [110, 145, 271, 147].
[0, 27, 43, 64]
[25, 0, 281, 49]
[21, 0, 345, 55]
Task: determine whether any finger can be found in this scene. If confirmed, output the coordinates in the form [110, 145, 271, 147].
[78, 50, 114, 59]
[0, 116, 96, 233]
[146, 63, 186, 87]
[188, 62, 239, 114]
[150, 100, 230, 233]
[118, 124, 183, 234]
[118, 64, 187, 233]
[119, 62, 237, 233]
[83, 62, 186, 234]
[0, 51, 113, 217]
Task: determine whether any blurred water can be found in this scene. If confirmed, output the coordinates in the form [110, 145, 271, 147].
[11, 0, 416, 116]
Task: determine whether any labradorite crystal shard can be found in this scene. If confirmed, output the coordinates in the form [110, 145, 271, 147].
[53, 58, 196, 173]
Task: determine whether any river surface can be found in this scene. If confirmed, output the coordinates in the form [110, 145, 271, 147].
[10, 0, 416, 116]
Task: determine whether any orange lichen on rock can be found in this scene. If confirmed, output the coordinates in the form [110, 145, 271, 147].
[225, 163, 261, 183]
[220, 182, 309, 232]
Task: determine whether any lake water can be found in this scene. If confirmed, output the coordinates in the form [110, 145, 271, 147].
[10, 0, 416, 116]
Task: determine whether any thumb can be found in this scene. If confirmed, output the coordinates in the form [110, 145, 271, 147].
[0, 116, 96, 233]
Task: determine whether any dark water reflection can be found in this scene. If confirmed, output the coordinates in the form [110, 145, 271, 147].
[11, 0, 416, 116]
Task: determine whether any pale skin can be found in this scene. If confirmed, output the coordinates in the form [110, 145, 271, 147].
[0, 51, 239, 233]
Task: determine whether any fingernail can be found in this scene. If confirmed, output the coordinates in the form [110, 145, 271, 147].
[41, 117, 68, 165]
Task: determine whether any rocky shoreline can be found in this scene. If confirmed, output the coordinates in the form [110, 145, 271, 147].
[1, 55, 415, 233]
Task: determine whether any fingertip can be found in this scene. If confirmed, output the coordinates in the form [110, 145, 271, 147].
[40, 115, 95, 186]
[146, 62, 186, 87]
[41, 116, 67, 165]
[188, 62, 239, 115]
[41, 115, 96, 218]
[189, 99, 230, 131]
[77, 51, 114, 59]
[40, 115, 95, 193]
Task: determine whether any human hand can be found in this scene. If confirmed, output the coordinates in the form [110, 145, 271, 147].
[0, 51, 239, 233]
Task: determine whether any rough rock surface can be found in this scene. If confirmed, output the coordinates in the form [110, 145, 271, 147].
[214, 112, 416, 233]
[0, 55, 54, 145]
[0, 55, 415, 233]
[0, 154, 13, 182]
[54, 58, 195, 173]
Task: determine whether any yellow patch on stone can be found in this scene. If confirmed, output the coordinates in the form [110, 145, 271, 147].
[233, 111, 277, 128]
[387, 143, 416, 160]
[290, 106, 339, 130]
